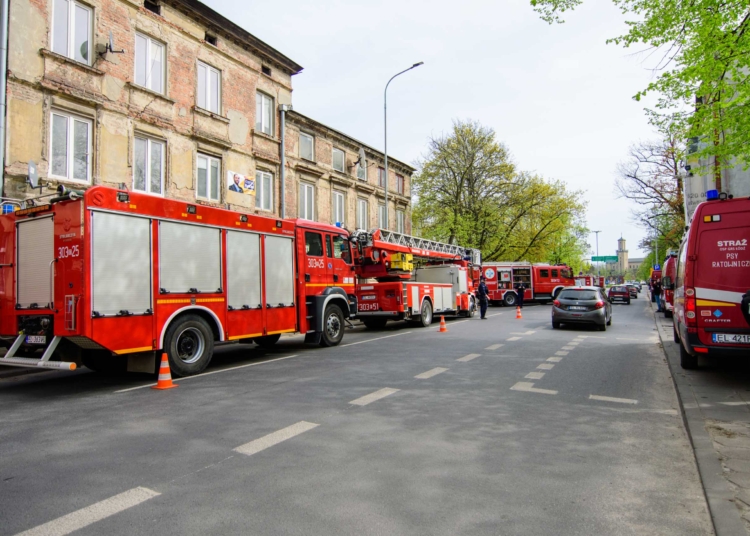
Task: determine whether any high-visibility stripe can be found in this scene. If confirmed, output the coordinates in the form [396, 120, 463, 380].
[157, 299, 191, 304]
[266, 329, 296, 335]
[306, 283, 355, 287]
[228, 333, 263, 341]
[696, 299, 736, 307]
[114, 346, 153, 355]
[156, 298, 225, 304]
[196, 298, 225, 303]
[158, 373, 172, 381]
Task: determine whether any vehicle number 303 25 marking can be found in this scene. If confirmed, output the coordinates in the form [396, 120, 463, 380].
[58, 245, 80, 258]
[308, 258, 325, 269]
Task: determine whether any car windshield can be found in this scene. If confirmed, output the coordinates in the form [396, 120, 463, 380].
[611, 286, 627, 292]
[559, 290, 599, 300]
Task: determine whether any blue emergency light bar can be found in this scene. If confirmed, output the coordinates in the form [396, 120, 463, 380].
[706, 189, 719, 200]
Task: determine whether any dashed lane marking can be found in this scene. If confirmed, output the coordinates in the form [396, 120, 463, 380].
[537, 363, 555, 370]
[507, 337, 521, 341]
[488, 312, 504, 317]
[340, 331, 413, 347]
[234, 421, 319, 456]
[415, 367, 448, 379]
[546, 357, 563, 363]
[525, 372, 545, 380]
[16, 487, 160, 536]
[510, 331, 536, 335]
[457, 353, 481, 362]
[561, 346, 574, 350]
[555, 351, 569, 356]
[720, 401, 750, 406]
[350, 388, 400, 406]
[510, 382, 558, 395]
[485, 344, 504, 350]
[589, 395, 638, 405]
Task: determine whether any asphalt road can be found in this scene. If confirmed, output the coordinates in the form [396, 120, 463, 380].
[0, 298, 713, 535]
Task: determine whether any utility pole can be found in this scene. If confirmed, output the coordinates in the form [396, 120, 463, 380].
[592, 230, 601, 277]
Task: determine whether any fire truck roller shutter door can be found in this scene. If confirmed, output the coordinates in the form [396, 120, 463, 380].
[264, 235, 294, 306]
[411, 285, 419, 314]
[159, 221, 221, 293]
[16, 216, 54, 308]
[226, 231, 261, 309]
[91, 212, 152, 316]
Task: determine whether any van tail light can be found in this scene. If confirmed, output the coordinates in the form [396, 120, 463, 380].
[594, 301, 605, 309]
[553, 300, 561, 307]
[685, 288, 697, 326]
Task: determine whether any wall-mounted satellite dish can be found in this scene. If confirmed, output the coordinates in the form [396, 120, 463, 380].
[28, 161, 38, 189]
[104, 31, 125, 55]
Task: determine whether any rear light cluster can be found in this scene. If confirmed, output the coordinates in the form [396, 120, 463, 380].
[685, 287, 697, 326]
[594, 301, 605, 309]
[553, 300, 561, 307]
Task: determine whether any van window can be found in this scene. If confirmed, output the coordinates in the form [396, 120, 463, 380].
[676, 239, 688, 289]
[540, 269, 549, 277]
[305, 232, 323, 256]
[552, 269, 558, 277]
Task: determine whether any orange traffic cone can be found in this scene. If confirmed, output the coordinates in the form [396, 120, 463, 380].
[152, 353, 178, 390]
[438, 316, 448, 333]
[516, 306, 523, 319]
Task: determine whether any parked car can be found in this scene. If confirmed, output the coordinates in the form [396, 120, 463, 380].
[608, 286, 631, 305]
[626, 285, 638, 299]
[552, 286, 612, 331]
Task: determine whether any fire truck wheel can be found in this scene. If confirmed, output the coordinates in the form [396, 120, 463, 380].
[417, 299, 433, 327]
[82, 350, 127, 374]
[503, 293, 517, 307]
[254, 334, 281, 347]
[464, 297, 476, 318]
[165, 315, 214, 376]
[320, 304, 345, 347]
[680, 341, 698, 369]
[362, 318, 388, 329]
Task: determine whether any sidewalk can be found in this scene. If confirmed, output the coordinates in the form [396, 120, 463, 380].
[653, 295, 750, 536]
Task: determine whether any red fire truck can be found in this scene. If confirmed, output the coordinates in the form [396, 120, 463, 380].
[0, 185, 355, 376]
[480, 262, 574, 306]
[660, 253, 678, 318]
[351, 229, 481, 328]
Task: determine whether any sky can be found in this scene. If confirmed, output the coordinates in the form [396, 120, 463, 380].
[209, 0, 663, 258]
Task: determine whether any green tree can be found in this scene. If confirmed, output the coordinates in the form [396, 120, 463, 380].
[530, 0, 750, 170]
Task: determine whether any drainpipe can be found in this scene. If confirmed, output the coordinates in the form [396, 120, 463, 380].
[279, 104, 292, 219]
[0, 0, 10, 198]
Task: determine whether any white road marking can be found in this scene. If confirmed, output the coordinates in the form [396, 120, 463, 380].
[507, 337, 521, 341]
[341, 331, 413, 347]
[547, 357, 563, 362]
[525, 372, 545, 380]
[415, 367, 448, 379]
[115, 354, 300, 393]
[510, 381, 558, 395]
[653, 409, 679, 415]
[561, 346, 574, 350]
[488, 312, 504, 317]
[510, 331, 536, 335]
[457, 353, 481, 362]
[234, 421, 319, 456]
[350, 387, 400, 406]
[555, 351, 569, 356]
[589, 395, 638, 405]
[16, 487, 160, 536]
[616, 338, 643, 341]
[485, 344, 504, 350]
[537, 363, 555, 370]
[720, 401, 750, 406]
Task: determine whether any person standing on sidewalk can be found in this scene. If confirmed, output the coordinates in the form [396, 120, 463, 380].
[477, 276, 489, 319]
[653, 279, 664, 312]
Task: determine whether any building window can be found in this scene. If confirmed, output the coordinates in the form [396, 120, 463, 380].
[49, 110, 92, 183]
[378, 204, 386, 229]
[197, 61, 221, 114]
[196, 153, 220, 201]
[204, 33, 217, 46]
[143, 0, 160, 15]
[332, 148, 345, 172]
[332, 190, 345, 226]
[397, 174, 405, 195]
[299, 132, 314, 161]
[262, 65, 272, 77]
[134, 136, 164, 195]
[52, 0, 91, 64]
[135, 34, 165, 94]
[378, 167, 386, 188]
[255, 170, 273, 211]
[357, 158, 366, 181]
[357, 198, 368, 230]
[256, 92, 274, 136]
[299, 182, 314, 220]
[396, 210, 405, 234]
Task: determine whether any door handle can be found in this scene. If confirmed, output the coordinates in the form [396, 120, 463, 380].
[305, 274, 311, 282]
[333, 275, 339, 282]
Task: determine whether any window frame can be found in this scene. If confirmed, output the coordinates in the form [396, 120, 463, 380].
[299, 132, 315, 161]
[255, 169, 274, 211]
[48, 109, 93, 184]
[304, 231, 323, 257]
[135, 32, 166, 95]
[196, 60, 221, 114]
[299, 181, 315, 221]
[378, 167, 386, 188]
[133, 135, 165, 196]
[332, 190, 345, 226]
[377, 204, 386, 229]
[255, 91, 274, 136]
[396, 174, 405, 195]
[357, 158, 366, 181]
[396, 210, 405, 234]
[196, 153, 221, 202]
[51, 0, 93, 65]
[357, 198, 369, 230]
[332, 148, 345, 172]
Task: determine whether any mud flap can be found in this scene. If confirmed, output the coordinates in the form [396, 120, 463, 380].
[304, 332, 322, 344]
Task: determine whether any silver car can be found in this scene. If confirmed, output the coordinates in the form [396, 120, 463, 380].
[551, 286, 612, 331]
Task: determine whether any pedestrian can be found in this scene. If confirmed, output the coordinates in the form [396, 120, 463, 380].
[653, 279, 663, 312]
[477, 276, 489, 319]
[516, 283, 526, 309]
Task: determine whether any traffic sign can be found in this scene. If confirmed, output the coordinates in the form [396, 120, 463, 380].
[653, 264, 661, 271]
[591, 256, 618, 263]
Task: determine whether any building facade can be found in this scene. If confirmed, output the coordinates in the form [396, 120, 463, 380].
[2, 0, 413, 230]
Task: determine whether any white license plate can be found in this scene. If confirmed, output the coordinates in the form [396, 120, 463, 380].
[570, 306, 587, 311]
[362, 295, 376, 301]
[25, 335, 46, 344]
[712, 333, 750, 344]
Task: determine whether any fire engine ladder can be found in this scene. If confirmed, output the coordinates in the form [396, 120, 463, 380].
[0, 335, 76, 370]
[373, 229, 482, 264]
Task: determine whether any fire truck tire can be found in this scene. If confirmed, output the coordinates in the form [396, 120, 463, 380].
[362, 318, 388, 329]
[82, 350, 127, 375]
[503, 293, 517, 307]
[463, 297, 476, 318]
[164, 315, 214, 377]
[416, 299, 433, 327]
[254, 334, 281, 347]
[320, 304, 345, 347]
[680, 341, 698, 369]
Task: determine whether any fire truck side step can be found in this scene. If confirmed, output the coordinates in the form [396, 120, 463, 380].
[0, 336, 75, 370]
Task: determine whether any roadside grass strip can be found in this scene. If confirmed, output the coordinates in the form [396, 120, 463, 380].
[457, 353, 481, 362]
[537, 363, 555, 370]
[349, 388, 400, 406]
[16, 487, 160, 536]
[589, 395, 638, 405]
[525, 372, 545, 380]
[415, 367, 448, 379]
[510, 382, 558, 395]
[546, 357, 563, 362]
[234, 421, 319, 456]
[485, 344, 504, 350]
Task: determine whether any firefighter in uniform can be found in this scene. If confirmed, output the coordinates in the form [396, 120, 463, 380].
[516, 283, 526, 309]
[477, 276, 489, 319]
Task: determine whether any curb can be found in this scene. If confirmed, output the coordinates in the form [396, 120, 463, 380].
[651, 295, 747, 536]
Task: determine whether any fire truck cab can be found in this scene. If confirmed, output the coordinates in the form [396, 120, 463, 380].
[0, 186, 354, 376]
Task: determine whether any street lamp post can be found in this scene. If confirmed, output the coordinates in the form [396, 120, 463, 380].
[592, 230, 601, 277]
[384, 62, 423, 230]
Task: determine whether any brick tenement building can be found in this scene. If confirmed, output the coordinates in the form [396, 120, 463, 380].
[2, 0, 413, 227]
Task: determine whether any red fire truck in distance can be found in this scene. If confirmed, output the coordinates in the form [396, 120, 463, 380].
[0, 185, 355, 376]
[350, 229, 481, 328]
[480, 262, 575, 306]
[660, 253, 678, 318]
